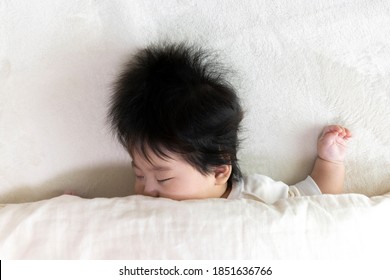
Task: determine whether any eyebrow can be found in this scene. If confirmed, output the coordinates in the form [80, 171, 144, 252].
[131, 161, 172, 172]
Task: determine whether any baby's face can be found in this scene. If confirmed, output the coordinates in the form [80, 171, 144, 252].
[131, 149, 229, 200]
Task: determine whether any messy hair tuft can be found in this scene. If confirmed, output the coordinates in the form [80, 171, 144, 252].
[108, 42, 244, 184]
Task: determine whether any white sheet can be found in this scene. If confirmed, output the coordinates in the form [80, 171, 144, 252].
[1, 1, 390, 204]
[1, 194, 389, 259]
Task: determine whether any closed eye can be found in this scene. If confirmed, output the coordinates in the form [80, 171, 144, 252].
[157, 178, 173, 183]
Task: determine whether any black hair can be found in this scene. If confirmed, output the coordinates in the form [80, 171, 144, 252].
[108, 42, 243, 185]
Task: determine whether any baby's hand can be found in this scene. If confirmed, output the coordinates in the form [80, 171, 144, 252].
[317, 125, 352, 164]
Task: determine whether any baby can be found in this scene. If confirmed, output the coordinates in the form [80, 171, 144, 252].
[108, 43, 352, 202]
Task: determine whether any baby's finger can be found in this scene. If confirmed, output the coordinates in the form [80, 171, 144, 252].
[322, 125, 342, 136]
[333, 125, 352, 136]
[343, 127, 352, 139]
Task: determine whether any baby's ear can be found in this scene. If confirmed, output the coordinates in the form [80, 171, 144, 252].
[214, 165, 232, 186]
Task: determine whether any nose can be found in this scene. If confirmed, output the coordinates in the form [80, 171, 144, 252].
[142, 180, 159, 197]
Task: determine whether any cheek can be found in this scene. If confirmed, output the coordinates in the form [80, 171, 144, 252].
[168, 175, 215, 197]
[191, 172, 215, 188]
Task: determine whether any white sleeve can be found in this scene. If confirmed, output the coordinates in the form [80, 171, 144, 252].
[289, 176, 322, 197]
[232, 174, 321, 203]
[239, 174, 290, 203]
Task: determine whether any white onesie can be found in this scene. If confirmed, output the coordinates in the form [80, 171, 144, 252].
[227, 174, 321, 203]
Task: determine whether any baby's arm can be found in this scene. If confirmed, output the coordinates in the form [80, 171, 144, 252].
[310, 125, 352, 194]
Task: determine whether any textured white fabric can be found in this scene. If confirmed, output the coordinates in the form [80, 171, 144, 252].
[228, 175, 321, 203]
[0, 194, 389, 259]
[1, 1, 390, 203]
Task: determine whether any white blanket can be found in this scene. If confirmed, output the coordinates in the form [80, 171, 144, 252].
[1, 194, 389, 259]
